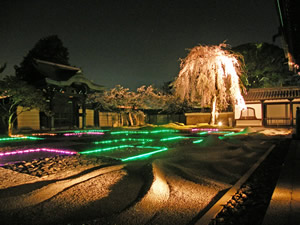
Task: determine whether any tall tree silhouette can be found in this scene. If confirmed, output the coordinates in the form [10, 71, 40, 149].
[15, 35, 70, 86]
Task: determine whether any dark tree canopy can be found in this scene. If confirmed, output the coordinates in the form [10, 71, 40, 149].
[0, 75, 50, 135]
[232, 43, 296, 88]
[15, 35, 70, 86]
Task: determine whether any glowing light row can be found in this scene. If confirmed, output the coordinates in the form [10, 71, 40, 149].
[94, 138, 154, 144]
[210, 131, 234, 134]
[191, 128, 219, 132]
[111, 131, 149, 135]
[64, 132, 104, 136]
[121, 147, 168, 162]
[0, 136, 43, 142]
[72, 129, 109, 133]
[160, 136, 186, 142]
[193, 139, 204, 144]
[223, 132, 236, 136]
[0, 148, 77, 157]
[197, 131, 236, 136]
[32, 133, 57, 136]
[149, 129, 178, 134]
[198, 131, 209, 135]
[80, 145, 134, 154]
[110, 129, 178, 135]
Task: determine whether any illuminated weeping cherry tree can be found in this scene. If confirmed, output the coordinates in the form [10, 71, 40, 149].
[173, 43, 246, 125]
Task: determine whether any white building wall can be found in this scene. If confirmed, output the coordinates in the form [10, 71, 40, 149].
[235, 103, 262, 119]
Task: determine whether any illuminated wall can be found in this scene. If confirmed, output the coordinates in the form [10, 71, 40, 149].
[185, 112, 234, 125]
[17, 106, 40, 130]
[79, 109, 94, 128]
[99, 112, 121, 127]
[266, 104, 289, 118]
[235, 103, 262, 119]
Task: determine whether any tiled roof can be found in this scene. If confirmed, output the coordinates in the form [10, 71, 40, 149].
[244, 86, 300, 101]
[33, 59, 81, 81]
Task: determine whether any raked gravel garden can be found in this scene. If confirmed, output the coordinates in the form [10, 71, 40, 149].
[0, 125, 292, 225]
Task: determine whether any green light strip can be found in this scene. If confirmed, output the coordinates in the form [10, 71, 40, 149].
[193, 139, 204, 144]
[80, 145, 134, 154]
[198, 131, 208, 135]
[121, 147, 168, 162]
[210, 131, 234, 134]
[0, 136, 43, 142]
[94, 138, 154, 144]
[135, 146, 164, 149]
[276, 0, 284, 27]
[223, 132, 239, 137]
[150, 129, 178, 133]
[160, 136, 185, 142]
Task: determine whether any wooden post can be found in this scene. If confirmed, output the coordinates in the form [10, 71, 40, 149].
[296, 107, 300, 138]
[261, 100, 265, 126]
[82, 101, 86, 129]
[289, 99, 293, 126]
[49, 94, 55, 131]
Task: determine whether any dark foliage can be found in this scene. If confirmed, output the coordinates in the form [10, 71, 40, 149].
[15, 35, 70, 86]
[232, 43, 297, 88]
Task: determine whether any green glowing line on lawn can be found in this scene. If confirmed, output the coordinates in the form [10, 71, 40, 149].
[0, 136, 43, 142]
[210, 131, 234, 134]
[80, 145, 134, 154]
[198, 131, 208, 135]
[94, 138, 154, 144]
[193, 139, 204, 144]
[223, 132, 238, 136]
[135, 146, 165, 149]
[150, 129, 178, 133]
[121, 147, 168, 162]
[160, 136, 185, 142]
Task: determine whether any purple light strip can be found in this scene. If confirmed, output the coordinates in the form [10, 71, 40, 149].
[0, 148, 77, 157]
[191, 128, 219, 132]
[63, 132, 104, 136]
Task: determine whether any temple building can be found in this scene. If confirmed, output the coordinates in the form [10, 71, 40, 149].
[235, 86, 300, 127]
[17, 59, 105, 131]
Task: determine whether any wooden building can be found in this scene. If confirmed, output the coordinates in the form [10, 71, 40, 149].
[235, 86, 300, 127]
[17, 59, 105, 131]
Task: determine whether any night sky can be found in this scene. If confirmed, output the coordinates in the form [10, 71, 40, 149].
[1, 0, 280, 90]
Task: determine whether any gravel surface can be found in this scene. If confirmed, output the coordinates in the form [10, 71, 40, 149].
[0, 128, 292, 225]
[209, 138, 290, 225]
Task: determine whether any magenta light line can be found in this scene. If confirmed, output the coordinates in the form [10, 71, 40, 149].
[0, 148, 77, 157]
[63, 132, 104, 136]
[191, 128, 219, 132]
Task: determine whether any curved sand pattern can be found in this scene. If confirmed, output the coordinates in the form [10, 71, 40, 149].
[0, 131, 284, 225]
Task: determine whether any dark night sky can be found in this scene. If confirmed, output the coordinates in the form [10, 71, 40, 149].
[1, 0, 280, 90]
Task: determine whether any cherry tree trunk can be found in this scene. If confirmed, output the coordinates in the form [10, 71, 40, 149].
[8, 115, 13, 136]
[210, 95, 217, 125]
